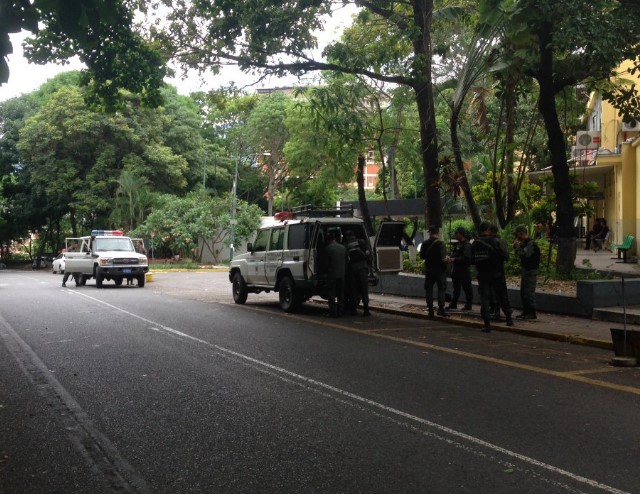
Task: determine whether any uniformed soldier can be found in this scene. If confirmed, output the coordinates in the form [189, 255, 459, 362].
[344, 230, 371, 316]
[324, 232, 349, 317]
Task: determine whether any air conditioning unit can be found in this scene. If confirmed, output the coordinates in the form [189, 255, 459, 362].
[622, 120, 640, 132]
[575, 131, 601, 150]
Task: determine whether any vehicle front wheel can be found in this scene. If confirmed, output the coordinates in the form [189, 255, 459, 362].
[96, 272, 104, 288]
[232, 272, 248, 304]
[279, 275, 300, 313]
[137, 274, 145, 287]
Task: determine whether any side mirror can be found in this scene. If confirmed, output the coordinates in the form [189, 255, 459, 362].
[247, 243, 253, 253]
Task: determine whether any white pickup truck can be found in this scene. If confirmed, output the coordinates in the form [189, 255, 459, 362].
[64, 230, 149, 287]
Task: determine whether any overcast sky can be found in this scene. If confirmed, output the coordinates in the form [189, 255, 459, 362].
[0, 7, 356, 102]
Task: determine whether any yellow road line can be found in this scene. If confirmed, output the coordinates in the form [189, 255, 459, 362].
[567, 367, 624, 376]
[243, 305, 640, 397]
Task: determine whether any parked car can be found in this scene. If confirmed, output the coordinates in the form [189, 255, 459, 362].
[229, 207, 404, 312]
[52, 253, 67, 274]
[32, 255, 53, 270]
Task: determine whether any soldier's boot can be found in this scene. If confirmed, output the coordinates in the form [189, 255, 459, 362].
[362, 304, 371, 316]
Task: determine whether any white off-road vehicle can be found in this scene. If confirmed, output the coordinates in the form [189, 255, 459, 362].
[63, 230, 149, 287]
[229, 207, 404, 312]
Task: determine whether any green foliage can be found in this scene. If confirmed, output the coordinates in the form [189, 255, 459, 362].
[244, 93, 291, 214]
[132, 192, 262, 262]
[6, 81, 205, 239]
[2, 1, 166, 108]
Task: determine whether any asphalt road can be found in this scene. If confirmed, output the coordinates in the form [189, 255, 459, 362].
[1, 269, 640, 493]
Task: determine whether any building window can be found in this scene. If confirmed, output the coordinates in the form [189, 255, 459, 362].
[367, 150, 375, 162]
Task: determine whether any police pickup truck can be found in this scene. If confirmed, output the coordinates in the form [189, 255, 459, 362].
[64, 230, 149, 287]
[229, 207, 404, 312]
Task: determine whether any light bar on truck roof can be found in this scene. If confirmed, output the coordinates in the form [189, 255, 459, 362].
[91, 230, 124, 236]
[274, 211, 296, 221]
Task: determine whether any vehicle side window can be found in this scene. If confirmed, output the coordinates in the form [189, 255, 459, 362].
[269, 228, 285, 251]
[377, 224, 404, 247]
[287, 224, 312, 249]
[253, 229, 269, 253]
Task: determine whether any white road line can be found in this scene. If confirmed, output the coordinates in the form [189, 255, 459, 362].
[71, 290, 630, 494]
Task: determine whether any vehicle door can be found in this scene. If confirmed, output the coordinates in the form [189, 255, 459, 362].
[373, 221, 405, 272]
[131, 238, 148, 257]
[245, 228, 269, 285]
[265, 226, 285, 285]
[63, 238, 93, 273]
[286, 222, 315, 280]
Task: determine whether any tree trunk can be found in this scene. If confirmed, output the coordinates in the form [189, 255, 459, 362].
[357, 155, 375, 237]
[412, 0, 441, 227]
[536, 23, 576, 273]
[450, 106, 482, 229]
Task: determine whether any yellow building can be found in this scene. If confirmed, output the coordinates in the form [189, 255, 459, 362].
[580, 60, 640, 255]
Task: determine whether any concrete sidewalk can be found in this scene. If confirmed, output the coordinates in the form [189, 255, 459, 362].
[365, 291, 624, 351]
[366, 248, 640, 352]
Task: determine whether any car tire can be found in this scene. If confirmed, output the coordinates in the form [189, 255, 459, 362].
[80, 275, 88, 286]
[232, 272, 248, 304]
[96, 271, 104, 288]
[137, 274, 145, 288]
[115, 278, 123, 286]
[279, 275, 300, 313]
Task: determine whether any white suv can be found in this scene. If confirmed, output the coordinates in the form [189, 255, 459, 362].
[229, 208, 404, 312]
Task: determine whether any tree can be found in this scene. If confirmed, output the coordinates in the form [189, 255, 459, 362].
[244, 93, 291, 216]
[1, 0, 166, 108]
[283, 91, 360, 209]
[133, 191, 262, 262]
[148, 0, 464, 227]
[12, 81, 200, 238]
[500, 0, 640, 272]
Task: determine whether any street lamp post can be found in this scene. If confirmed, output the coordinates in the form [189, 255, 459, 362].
[230, 156, 239, 261]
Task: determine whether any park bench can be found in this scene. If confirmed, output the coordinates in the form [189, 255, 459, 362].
[611, 234, 635, 263]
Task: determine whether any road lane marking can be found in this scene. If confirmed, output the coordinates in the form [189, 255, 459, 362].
[0, 313, 151, 493]
[567, 367, 624, 376]
[69, 291, 631, 494]
[243, 306, 640, 397]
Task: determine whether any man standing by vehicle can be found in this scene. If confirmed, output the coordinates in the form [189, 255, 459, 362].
[513, 225, 541, 320]
[324, 232, 349, 317]
[61, 241, 80, 288]
[471, 222, 513, 332]
[420, 225, 448, 318]
[447, 227, 473, 311]
[344, 230, 371, 316]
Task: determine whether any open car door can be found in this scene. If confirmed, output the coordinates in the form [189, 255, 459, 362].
[373, 221, 405, 273]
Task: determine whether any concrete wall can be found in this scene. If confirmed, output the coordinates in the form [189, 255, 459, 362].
[371, 272, 640, 318]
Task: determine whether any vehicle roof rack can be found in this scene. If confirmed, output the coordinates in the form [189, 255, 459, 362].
[291, 204, 354, 218]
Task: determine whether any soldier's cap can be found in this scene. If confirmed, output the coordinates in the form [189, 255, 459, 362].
[428, 225, 439, 234]
[454, 226, 467, 236]
[479, 221, 492, 233]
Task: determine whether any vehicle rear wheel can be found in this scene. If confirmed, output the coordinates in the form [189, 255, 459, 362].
[137, 274, 145, 287]
[96, 272, 104, 288]
[232, 272, 248, 304]
[279, 275, 300, 313]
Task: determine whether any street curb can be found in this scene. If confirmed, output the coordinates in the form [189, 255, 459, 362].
[368, 303, 614, 351]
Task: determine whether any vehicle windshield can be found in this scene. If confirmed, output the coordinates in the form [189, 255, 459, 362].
[94, 238, 135, 252]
